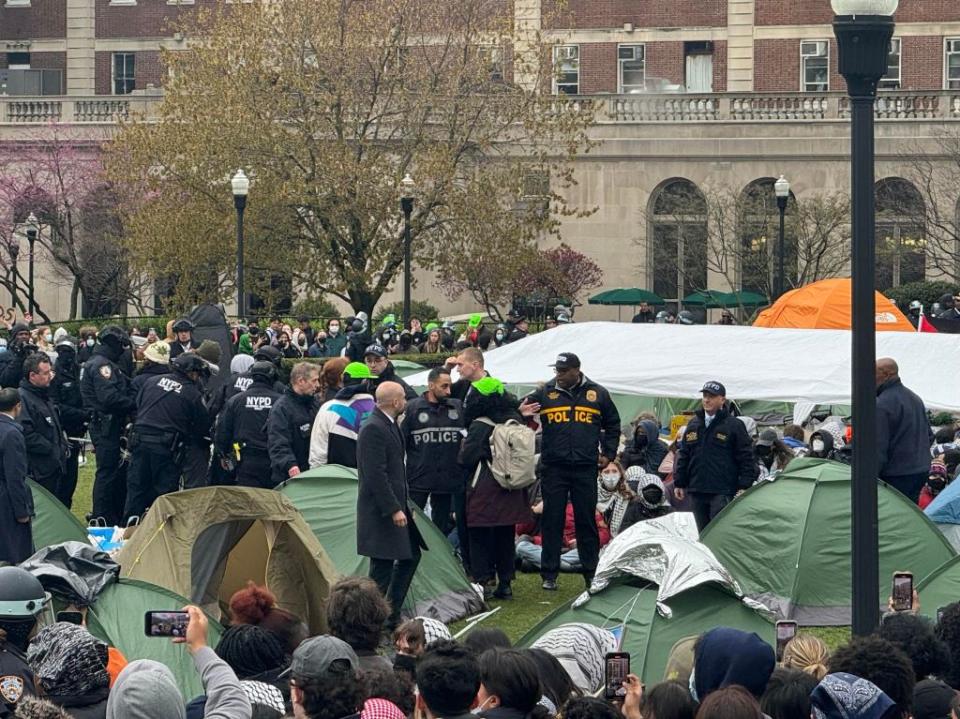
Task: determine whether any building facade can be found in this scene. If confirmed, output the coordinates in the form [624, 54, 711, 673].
[1, 0, 959, 320]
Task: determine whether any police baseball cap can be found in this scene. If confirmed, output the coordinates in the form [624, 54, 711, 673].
[701, 381, 726, 396]
[280, 635, 358, 681]
[550, 352, 580, 370]
[364, 343, 388, 358]
[343, 362, 377, 380]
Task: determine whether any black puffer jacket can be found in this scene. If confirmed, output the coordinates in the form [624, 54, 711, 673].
[673, 406, 757, 495]
[620, 420, 668, 474]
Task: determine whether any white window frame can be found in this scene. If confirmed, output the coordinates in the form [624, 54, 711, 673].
[947, 38, 960, 90]
[879, 38, 901, 90]
[618, 43, 646, 94]
[3, 0, 31, 7]
[112, 52, 136, 95]
[800, 40, 830, 92]
[552, 45, 580, 95]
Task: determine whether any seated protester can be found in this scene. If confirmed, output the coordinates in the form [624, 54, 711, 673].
[781, 425, 809, 456]
[620, 420, 667, 475]
[228, 583, 308, 656]
[392, 618, 452, 678]
[185, 624, 289, 719]
[360, 669, 415, 717]
[781, 634, 830, 681]
[104, 606, 250, 719]
[912, 680, 956, 719]
[415, 640, 481, 719]
[660, 428, 693, 512]
[285, 636, 364, 719]
[325, 577, 393, 673]
[618, 469, 673, 533]
[475, 649, 549, 719]
[524, 648, 582, 715]
[808, 429, 842, 461]
[810, 673, 898, 719]
[692, 627, 775, 702]
[919, 459, 951, 510]
[761, 668, 818, 719]
[944, 450, 960, 481]
[515, 502, 610, 575]
[529, 623, 616, 694]
[597, 460, 635, 538]
[828, 637, 916, 718]
[26, 622, 111, 719]
[756, 430, 795, 481]
[878, 614, 951, 683]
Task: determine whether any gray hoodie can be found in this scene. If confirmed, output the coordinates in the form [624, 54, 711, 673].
[105, 649, 251, 719]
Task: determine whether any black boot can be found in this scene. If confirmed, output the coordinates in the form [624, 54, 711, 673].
[493, 581, 513, 600]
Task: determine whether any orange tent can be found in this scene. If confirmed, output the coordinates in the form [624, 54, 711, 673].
[753, 278, 914, 332]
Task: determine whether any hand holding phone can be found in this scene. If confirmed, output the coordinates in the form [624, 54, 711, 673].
[145, 610, 189, 638]
[891, 572, 914, 612]
[775, 621, 798, 662]
[604, 652, 630, 701]
[621, 674, 644, 719]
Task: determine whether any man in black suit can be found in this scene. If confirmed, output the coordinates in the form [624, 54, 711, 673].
[356, 381, 424, 628]
[0, 387, 33, 565]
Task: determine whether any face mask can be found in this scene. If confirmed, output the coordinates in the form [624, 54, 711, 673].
[43, 334, 52, 343]
[472, 698, 494, 715]
[633, 433, 648, 450]
[756, 446, 772, 458]
[495, 331, 505, 342]
[600, 472, 621, 491]
[812, 439, 825, 453]
[86, 338, 95, 347]
[929, 477, 947, 494]
[329, 325, 339, 335]
[641, 485, 664, 506]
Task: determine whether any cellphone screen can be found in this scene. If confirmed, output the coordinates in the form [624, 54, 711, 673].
[145, 611, 189, 637]
[775, 621, 797, 661]
[605, 653, 630, 699]
[892, 574, 913, 611]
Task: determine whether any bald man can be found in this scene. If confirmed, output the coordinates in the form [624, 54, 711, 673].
[875, 358, 934, 503]
[356, 381, 425, 628]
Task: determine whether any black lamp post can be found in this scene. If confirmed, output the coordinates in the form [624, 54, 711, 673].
[833, 0, 898, 637]
[9, 243, 19, 311]
[25, 212, 37, 316]
[231, 169, 250, 320]
[774, 175, 790, 299]
[400, 172, 416, 329]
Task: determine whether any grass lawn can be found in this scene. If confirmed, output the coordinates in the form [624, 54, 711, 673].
[70, 457, 852, 650]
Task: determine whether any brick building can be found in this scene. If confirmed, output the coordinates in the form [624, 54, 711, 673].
[1, 0, 960, 319]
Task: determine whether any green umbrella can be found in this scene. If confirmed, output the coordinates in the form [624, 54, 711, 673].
[588, 288, 665, 306]
[681, 291, 718, 306]
[711, 291, 769, 308]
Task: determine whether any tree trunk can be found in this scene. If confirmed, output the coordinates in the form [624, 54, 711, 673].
[69, 279, 80, 320]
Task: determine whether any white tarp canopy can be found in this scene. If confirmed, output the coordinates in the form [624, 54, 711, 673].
[408, 322, 960, 413]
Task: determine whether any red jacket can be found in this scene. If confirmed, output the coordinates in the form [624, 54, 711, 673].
[516, 504, 611, 549]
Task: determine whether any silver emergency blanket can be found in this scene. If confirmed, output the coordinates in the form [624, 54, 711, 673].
[574, 513, 749, 617]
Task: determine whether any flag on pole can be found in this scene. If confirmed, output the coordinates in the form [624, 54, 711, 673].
[918, 314, 938, 333]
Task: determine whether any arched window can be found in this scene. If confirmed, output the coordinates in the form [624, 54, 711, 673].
[649, 179, 708, 304]
[875, 178, 925, 289]
[737, 179, 797, 298]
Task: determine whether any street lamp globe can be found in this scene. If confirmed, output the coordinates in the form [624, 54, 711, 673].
[231, 169, 249, 198]
[774, 175, 790, 199]
[400, 173, 416, 200]
[25, 212, 38, 233]
[831, 0, 898, 16]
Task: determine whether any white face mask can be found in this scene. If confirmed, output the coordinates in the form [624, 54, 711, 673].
[812, 439, 825, 453]
[43, 334, 52, 343]
[86, 338, 95, 347]
[329, 325, 340, 335]
[471, 698, 495, 715]
[600, 471, 621, 491]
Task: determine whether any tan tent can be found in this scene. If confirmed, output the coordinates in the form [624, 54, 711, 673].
[116, 486, 338, 633]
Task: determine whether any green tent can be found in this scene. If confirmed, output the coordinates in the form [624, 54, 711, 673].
[516, 581, 773, 684]
[85, 579, 223, 699]
[917, 555, 960, 620]
[279, 465, 483, 623]
[29, 480, 88, 550]
[390, 360, 426, 379]
[701, 458, 956, 625]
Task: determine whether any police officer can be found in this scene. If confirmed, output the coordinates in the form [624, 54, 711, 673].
[50, 337, 89, 510]
[673, 381, 757, 531]
[79, 325, 135, 525]
[0, 324, 36, 390]
[125, 353, 212, 518]
[504, 313, 529, 344]
[216, 361, 282, 489]
[345, 312, 372, 362]
[0, 389, 31, 566]
[0, 567, 42, 718]
[17, 354, 68, 505]
[401, 366, 464, 537]
[526, 352, 620, 591]
[364, 344, 417, 400]
[215, 344, 285, 410]
[267, 362, 320, 486]
[168, 318, 196, 359]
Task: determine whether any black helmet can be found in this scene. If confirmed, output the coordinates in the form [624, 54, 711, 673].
[677, 310, 695, 325]
[172, 353, 211, 377]
[253, 344, 282, 367]
[98, 325, 129, 348]
[172, 318, 195, 332]
[0, 567, 46, 619]
[250, 361, 278, 382]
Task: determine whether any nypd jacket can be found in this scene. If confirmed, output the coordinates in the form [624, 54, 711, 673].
[527, 375, 621, 466]
[215, 377, 282, 457]
[134, 371, 211, 445]
[267, 388, 320, 484]
[308, 385, 375, 469]
[79, 348, 136, 419]
[401, 394, 465, 493]
[673, 406, 757, 495]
